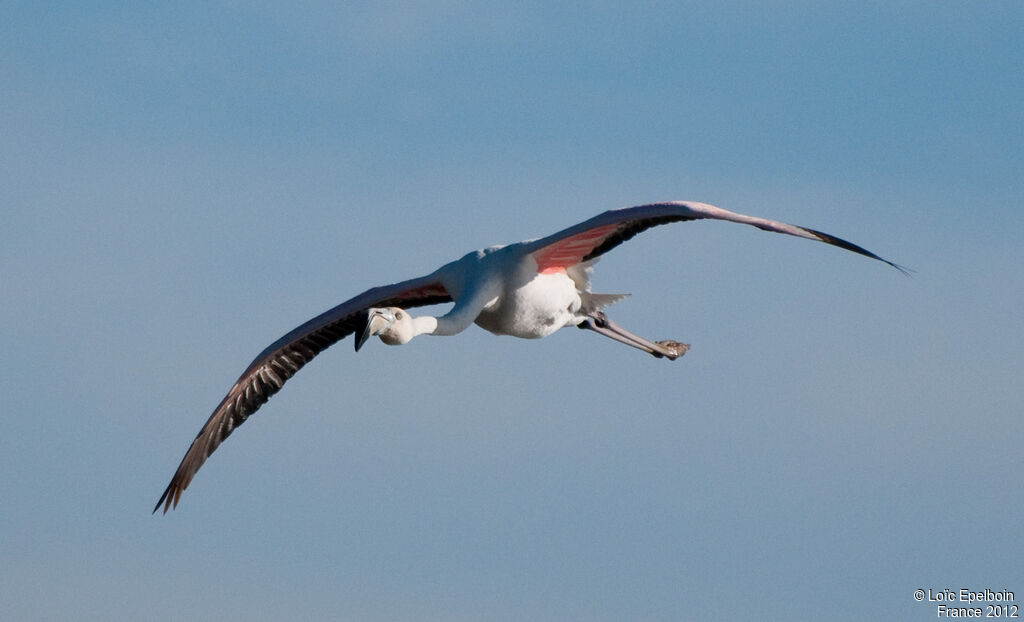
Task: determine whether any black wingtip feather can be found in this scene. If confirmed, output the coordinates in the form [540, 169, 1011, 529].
[801, 226, 913, 277]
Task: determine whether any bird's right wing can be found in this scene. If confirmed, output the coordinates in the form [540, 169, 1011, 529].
[154, 273, 451, 513]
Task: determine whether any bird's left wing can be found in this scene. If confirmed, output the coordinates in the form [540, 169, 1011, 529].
[524, 201, 908, 274]
[154, 273, 451, 513]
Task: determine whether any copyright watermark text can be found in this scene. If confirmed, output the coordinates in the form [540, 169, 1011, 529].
[914, 588, 1018, 618]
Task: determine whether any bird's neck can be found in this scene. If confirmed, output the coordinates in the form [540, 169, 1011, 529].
[412, 315, 440, 337]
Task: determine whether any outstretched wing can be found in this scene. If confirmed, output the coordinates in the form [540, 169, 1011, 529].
[526, 201, 908, 275]
[154, 274, 451, 513]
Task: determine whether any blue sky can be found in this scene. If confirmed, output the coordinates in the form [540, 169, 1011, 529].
[2, 2, 1022, 620]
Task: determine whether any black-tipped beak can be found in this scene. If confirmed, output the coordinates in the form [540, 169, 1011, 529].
[355, 308, 394, 352]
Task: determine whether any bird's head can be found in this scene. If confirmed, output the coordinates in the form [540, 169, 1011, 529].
[355, 307, 413, 351]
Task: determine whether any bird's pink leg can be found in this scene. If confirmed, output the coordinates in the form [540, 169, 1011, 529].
[578, 311, 689, 360]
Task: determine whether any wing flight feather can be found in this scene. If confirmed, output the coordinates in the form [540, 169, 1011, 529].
[154, 274, 450, 513]
[525, 201, 908, 274]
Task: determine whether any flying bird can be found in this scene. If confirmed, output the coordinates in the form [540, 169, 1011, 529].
[154, 201, 905, 512]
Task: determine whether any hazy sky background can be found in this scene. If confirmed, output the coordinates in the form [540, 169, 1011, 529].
[3, 2, 1022, 620]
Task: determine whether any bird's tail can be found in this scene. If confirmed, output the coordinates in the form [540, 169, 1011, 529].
[580, 292, 630, 315]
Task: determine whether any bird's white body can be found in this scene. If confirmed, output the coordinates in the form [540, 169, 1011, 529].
[428, 245, 600, 339]
[377, 241, 620, 342]
[475, 269, 583, 339]
[155, 201, 905, 513]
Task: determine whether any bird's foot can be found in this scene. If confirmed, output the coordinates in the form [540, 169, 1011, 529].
[652, 340, 689, 360]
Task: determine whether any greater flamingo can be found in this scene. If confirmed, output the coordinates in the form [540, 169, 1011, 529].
[154, 201, 905, 512]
